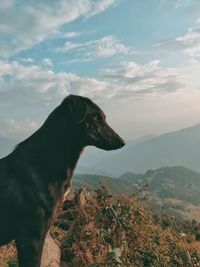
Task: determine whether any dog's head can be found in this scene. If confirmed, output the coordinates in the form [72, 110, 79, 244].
[61, 95, 125, 151]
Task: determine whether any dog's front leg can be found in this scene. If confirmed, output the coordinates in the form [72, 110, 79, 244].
[16, 225, 48, 267]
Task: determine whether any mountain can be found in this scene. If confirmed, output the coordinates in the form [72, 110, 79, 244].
[72, 166, 200, 222]
[119, 172, 143, 182]
[119, 166, 200, 204]
[74, 166, 113, 177]
[118, 166, 200, 221]
[0, 136, 18, 158]
[92, 124, 200, 175]
[72, 174, 136, 196]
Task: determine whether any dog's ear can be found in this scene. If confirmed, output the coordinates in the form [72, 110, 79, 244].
[63, 95, 87, 123]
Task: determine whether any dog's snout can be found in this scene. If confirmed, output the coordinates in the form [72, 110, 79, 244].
[119, 139, 126, 148]
[115, 137, 126, 149]
[99, 123, 126, 150]
[85, 108, 126, 151]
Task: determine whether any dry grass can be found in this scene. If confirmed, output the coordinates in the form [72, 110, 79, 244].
[0, 241, 17, 267]
[58, 187, 200, 266]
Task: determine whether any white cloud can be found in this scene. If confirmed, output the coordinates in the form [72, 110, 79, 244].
[0, 0, 118, 56]
[85, 0, 119, 18]
[0, 59, 185, 116]
[0, 60, 109, 107]
[57, 35, 134, 58]
[174, 28, 200, 60]
[155, 25, 200, 61]
[175, 28, 200, 44]
[102, 60, 184, 96]
[59, 42, 82, 52]
[85, 35, 130, 57]
[43, 58, 53, 68]
[61, 31, 81, 39]
[63, 58, 93, 65]
[21, 58, 34, 64]
[0, 119, 39, 140]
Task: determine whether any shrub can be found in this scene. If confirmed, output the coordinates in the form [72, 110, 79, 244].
[58, 187, 200, 267]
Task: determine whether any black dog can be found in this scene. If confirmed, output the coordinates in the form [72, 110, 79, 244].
[0, 95, 125, 267]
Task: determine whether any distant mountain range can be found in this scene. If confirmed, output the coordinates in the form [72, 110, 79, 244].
[76, 134, 156, 176]
[91, 124, 200, 175]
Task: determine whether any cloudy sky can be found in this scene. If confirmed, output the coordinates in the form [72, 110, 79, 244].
[0, 0, 200, 141]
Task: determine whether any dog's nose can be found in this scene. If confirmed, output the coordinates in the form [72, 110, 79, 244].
[119, 139, 126, 148]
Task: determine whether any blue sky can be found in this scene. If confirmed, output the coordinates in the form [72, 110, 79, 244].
[0, 0, 200, 141]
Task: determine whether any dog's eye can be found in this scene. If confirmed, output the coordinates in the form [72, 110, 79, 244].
[93, 114, 102, 121]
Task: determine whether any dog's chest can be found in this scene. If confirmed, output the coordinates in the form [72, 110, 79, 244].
[48, 182, 71, 225]
[47, 168, 73, 226]
[52, 189, 70, 223]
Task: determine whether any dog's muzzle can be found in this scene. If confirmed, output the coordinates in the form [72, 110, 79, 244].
[94, 123, 126, 151]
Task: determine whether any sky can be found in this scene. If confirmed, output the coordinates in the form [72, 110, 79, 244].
[0, 0, 200, 141]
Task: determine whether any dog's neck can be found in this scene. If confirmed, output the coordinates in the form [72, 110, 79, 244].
[13, 109, 85, 183]
[40, 132, 83, 180]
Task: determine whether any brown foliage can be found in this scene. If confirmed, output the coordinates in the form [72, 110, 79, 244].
[58, 187, 200, 267]
[0, 241, 17, 267]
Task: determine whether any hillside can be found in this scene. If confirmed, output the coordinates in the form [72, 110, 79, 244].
[73, 166, 200, 205]
[118, 166, 200, 221]
[92, 124, 200, 175]
[73, 166, 200, 222]
[72, 174, 137, 196]
[118, 166, 200, 204]
[55, 188, 200, 266]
